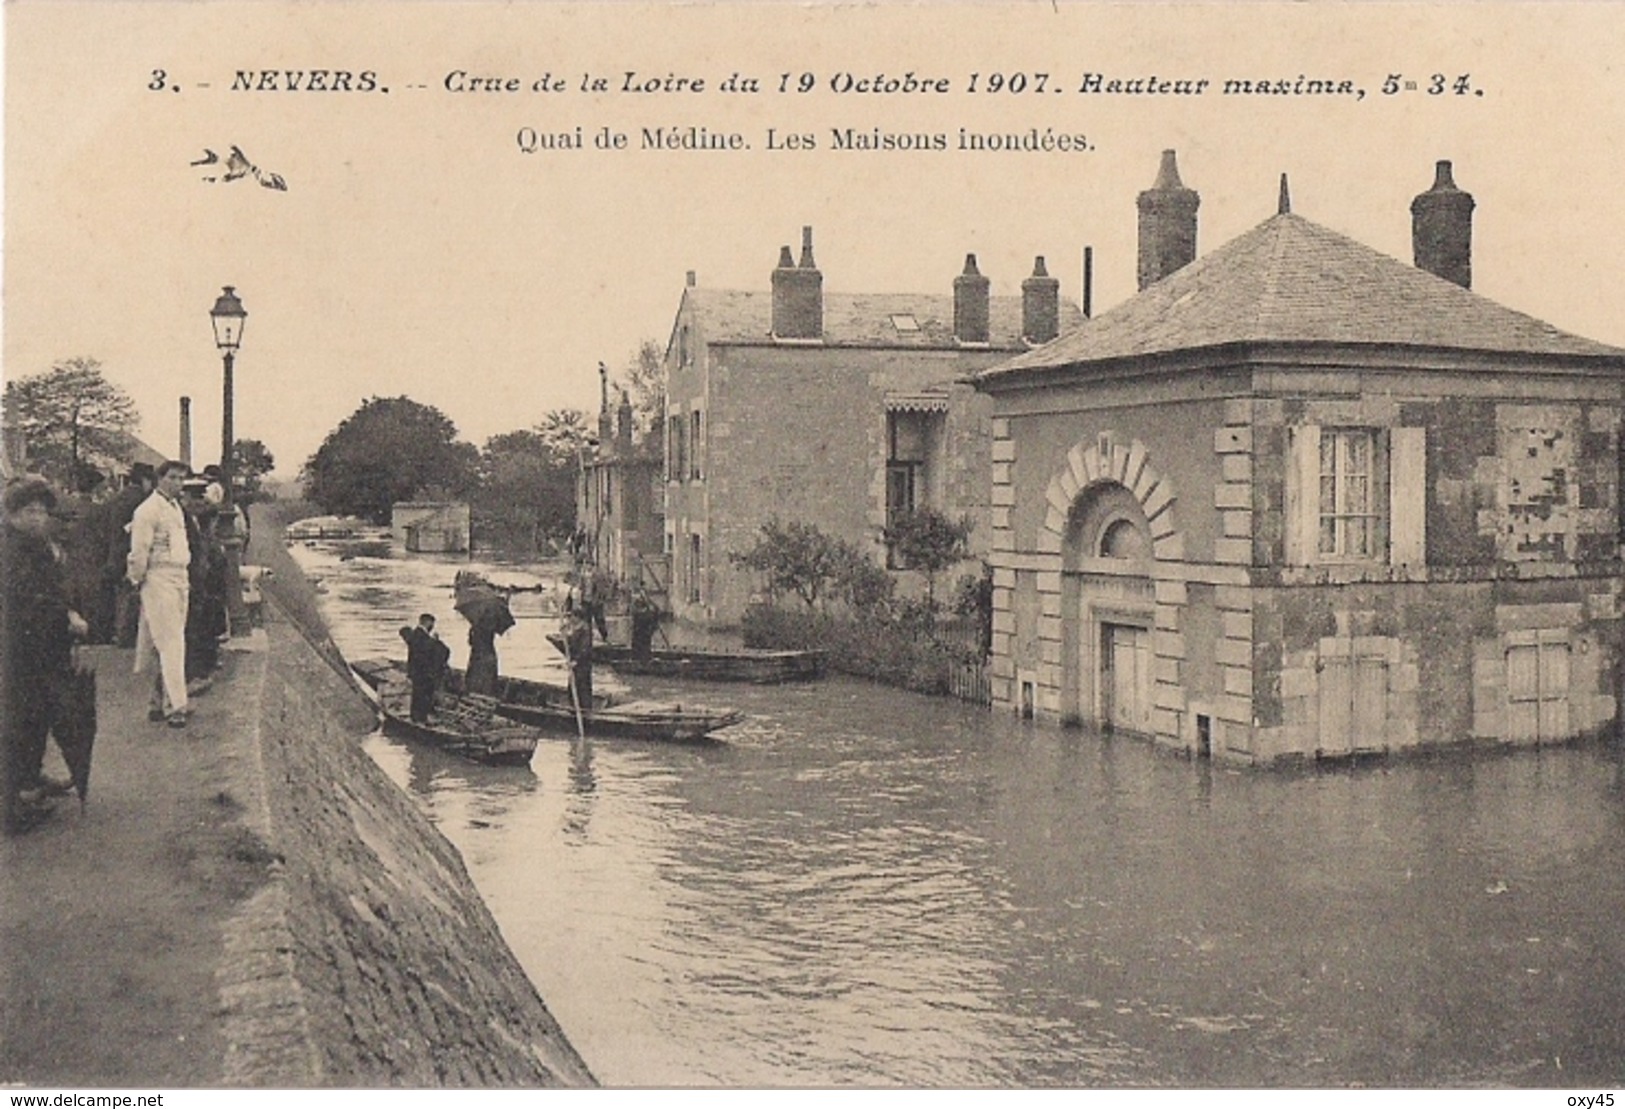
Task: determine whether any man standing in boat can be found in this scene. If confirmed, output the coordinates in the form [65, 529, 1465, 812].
[562, 592, 596, 709]
[628, 588, 660, 659]
[400, 613, 450, 723]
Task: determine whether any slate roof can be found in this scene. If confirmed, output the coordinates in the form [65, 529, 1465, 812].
[103, 431, 167, 468]
[981, 212, 1625, 381]
[685, 288, 1084, 350]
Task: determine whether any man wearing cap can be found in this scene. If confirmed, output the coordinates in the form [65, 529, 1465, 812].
[2, 475, 88, 833]
[127, 460, 192, 727]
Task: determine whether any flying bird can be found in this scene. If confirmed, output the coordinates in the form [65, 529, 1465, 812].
[194, 144, 288, 190]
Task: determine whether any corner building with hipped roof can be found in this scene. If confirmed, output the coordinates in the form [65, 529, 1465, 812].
[973, 153, 1625, 763]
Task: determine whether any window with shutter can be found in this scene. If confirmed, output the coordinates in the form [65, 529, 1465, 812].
[1318, 428, 1380, 559]
[1286, 424, 1423, 567]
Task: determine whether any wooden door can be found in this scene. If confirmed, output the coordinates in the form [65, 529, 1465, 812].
[1506, 631, 1571, 743]
[1104, 624, 1152, 734]
[1319, 639, 1389, 754]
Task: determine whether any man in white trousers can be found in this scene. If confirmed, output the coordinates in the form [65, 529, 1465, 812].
[127, 459, 192, 728]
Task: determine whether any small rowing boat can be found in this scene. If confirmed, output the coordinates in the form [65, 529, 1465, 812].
[546, 634, 824, 684]
[357, 658, 746, 743]
[350, 659, 541, 766]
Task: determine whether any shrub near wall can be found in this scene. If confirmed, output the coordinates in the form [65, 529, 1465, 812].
[742, 602, 974, 696]
[733, 520, 992, 699]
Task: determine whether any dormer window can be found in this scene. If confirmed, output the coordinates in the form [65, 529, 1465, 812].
[889, 314, 920, 333]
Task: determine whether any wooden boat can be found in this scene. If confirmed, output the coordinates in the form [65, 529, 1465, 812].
[362, 658, 746, 743]
[349, 658, 541, 766]
[546, 633, 824, 684]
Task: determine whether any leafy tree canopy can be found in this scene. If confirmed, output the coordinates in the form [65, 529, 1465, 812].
[3, 357, 139, 491]
[471, 427, 577, 553]
[882, 508, 974, 607]
[231, 438, 275, 503]
[731, 519, 872, 611]
[302, 396, 478, 522]
[610, 339, 665, 448]
[534, 408, 593, 461]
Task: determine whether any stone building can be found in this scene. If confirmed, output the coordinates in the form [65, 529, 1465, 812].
[391, 501, 471, 554]
[578, 367, 667, 599]
[973, 152, 1625, 763]
[663, 228, 1085, 627]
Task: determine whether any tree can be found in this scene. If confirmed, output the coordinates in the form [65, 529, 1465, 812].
[302, 396, 479, 522]
[231, 438, 275, 503]
[3, 357, 139, 490]
[613, 339, 666, 446]
[535, 408, 593, 461]
[882, 508, 974, 609]
[471, 429, 577, 553]
[731, 519, 864, 610]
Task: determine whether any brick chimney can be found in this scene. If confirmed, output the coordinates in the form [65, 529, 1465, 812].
[1136, 149, 1200, 290]
[616, 389, 634, 455]
[1412, 159, 1474, 289]
[1022, 256, 1060, 344]
[178, 396, 192, 467]
[597, 362, 612, 446]
[771, 226, 823, 339]
[953, 254, 991, 344]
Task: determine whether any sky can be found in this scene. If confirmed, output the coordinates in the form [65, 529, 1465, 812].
[6, 1, 1625, 480]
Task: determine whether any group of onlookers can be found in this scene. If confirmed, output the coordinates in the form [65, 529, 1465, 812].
[2, 459, 239, 835]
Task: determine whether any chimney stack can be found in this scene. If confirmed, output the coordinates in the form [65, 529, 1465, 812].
[1136, 149, 1200, 290]
[954, 254, 991, 344]
[1022, 256, 1060, 344]
[597, 362, 612, 447]
[771, 226, 823, 339]
[617, 389, 634, 455]
[1083, 246, 1094, 318]
[178, 396, 192, 466]
[1411, 159, 1474, 289]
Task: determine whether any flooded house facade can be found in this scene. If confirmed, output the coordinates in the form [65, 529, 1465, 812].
[664, 229, 1084, 627]
[974, 154, 1625, 763]
[391, 501, 471, 553]
[578, 372, 667, 599]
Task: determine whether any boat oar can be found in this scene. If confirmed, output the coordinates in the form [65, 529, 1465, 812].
[560, 621, 587, 741]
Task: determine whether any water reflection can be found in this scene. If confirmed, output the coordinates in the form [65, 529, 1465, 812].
[298, 539, 1625, 1088]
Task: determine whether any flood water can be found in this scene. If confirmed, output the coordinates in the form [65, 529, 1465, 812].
[292, 539, 1625, 1088]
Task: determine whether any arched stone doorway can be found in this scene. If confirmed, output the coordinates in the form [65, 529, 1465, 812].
[1035, 434, 1183, 738]
[1060, 482, 1155, 729]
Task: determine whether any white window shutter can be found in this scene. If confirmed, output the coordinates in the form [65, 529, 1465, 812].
[1389, 426, 1427, 566]
[1285, 424, 1321, 565]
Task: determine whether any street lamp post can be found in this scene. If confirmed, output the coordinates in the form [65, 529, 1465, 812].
[209, 286, 250, 634]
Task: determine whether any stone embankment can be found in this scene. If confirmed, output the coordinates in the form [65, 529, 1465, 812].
[227, 511, 595, 1086]
[0, 511, 594, 1088]
[221, 613, 594, 1086]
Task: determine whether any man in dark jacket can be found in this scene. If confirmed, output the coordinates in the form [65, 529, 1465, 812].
[103, 463, 154, 648]
[2, 476, 88, 834]
[562, 593, 595, 709]
[184, 498, 229, 692]
[399, 613, 449, 723]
